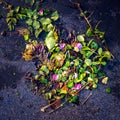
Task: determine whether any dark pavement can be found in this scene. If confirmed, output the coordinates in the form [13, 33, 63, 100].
[0, 0, 120, 120]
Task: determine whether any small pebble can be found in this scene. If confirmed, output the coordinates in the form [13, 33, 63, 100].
[1, 31, 7, 36]
[13, 72, 16, 76]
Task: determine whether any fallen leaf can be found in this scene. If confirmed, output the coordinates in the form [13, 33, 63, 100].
[102, 77, 108, 84]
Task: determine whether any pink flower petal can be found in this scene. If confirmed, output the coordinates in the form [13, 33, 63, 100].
[75, 43, 82, 50]
[72, 84, 82, 90]
[74, 73, 78, 79]
[60, 43, 66, 50]
[52, 74, 59, 80]
[39, 9, 43, 15]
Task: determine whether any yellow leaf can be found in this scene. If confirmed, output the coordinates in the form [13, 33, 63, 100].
[102, 77, 108, 84]
[60, 85, 68, 94]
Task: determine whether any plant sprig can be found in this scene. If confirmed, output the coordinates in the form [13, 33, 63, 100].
[5, 0, 113, 113]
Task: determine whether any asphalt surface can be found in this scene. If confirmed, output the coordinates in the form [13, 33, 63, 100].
[0, 0, 120, 120]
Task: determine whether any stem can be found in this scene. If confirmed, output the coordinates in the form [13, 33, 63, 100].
[41, 99, 60, 112]
[82, 91, 92, 104]
[49, 101, 65, 114]
[95, 20, 102, 29]
[49, 97, 70, 114]
[69, 0, 92, 28]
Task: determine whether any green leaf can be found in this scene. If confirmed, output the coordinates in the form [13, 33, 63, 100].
[92, 61, 100, 65]
[90, 73, 96, 79]
[51, 11, 59, 21]
[28, 26, 33, 33]
[67, 81, 74, 88]
[20, 8, 28, 14]
[73, 59, 79, 66]
[88, 77, 93, 82]
[69, 96, 79, 104]
[77, 35, 84, 42]
[34, 75, 39, 80]
[92, 84, 97, 89]
[79, 67, 86, 73]
[106, 88, 111, 94]
[65, 60, 71, 67]
[46, 24, 54, 31]
[44, 93, 52, 100]
[45, 31, 58, 50]
[62, 76, 67, 82]
[74, 73, 86, 83]
[92, 66, 99, 73]
[85, 51, 93, 58]
[8, 23, 14, 31]
[40, 17, 51, 25]
[86, 28, 93, 36]
[60, 89, 67, 94]
[6, 18, 11, 23]
[41, 78, 48, 84]
[98, 72, 106, 77]
[33, 20, 40, 29]
[85, 59, 92, 66]
[81, 46, 91, 51]
[94, 78, 98, 83]
[98, 48, 103, 55]
[88, 39, 93, 46]
[33, 14, 38, 20]
[14, 6, 20, 13]
[27, 9, 33, 18]
[16, 14, 26, 20]
[40, 65, 49, 74]
[24, 34, 29, 40]
[35, 28, 42, 38]
[103, 51, 111, 60]
[90, 42, 98, 49]
[7, 10, 14, 17]
[101, 61, 106, 65]
[94, 29, 105, 38]
[43, 9, 50, 16]
[11, 18, 17, 24]
[26, 19, 33, 26]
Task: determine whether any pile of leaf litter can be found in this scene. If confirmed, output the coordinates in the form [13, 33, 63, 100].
[4, 0, 113, 113]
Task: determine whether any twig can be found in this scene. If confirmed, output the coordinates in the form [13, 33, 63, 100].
[41, 99, 60, 112]
[82, 91, 92, 104]
[87, 11, 94, 19]
[69, 0, 92, 28]
[49, 98, 69, 114]
[95, 20, 102, 29]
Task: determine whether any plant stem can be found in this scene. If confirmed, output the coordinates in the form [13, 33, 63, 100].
[82, 91, 92, 104]
[69, 0, 92, 28]
[41, 99, 60, 112]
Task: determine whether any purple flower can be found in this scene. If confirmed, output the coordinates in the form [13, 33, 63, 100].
[60, 43, 66, 50]
[39, 9, 43, 15]
[75, 43, 82, 50]
[52, 74, 59, 81]
[74, 72, 78, 79]
[72, 84, 82, 90]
